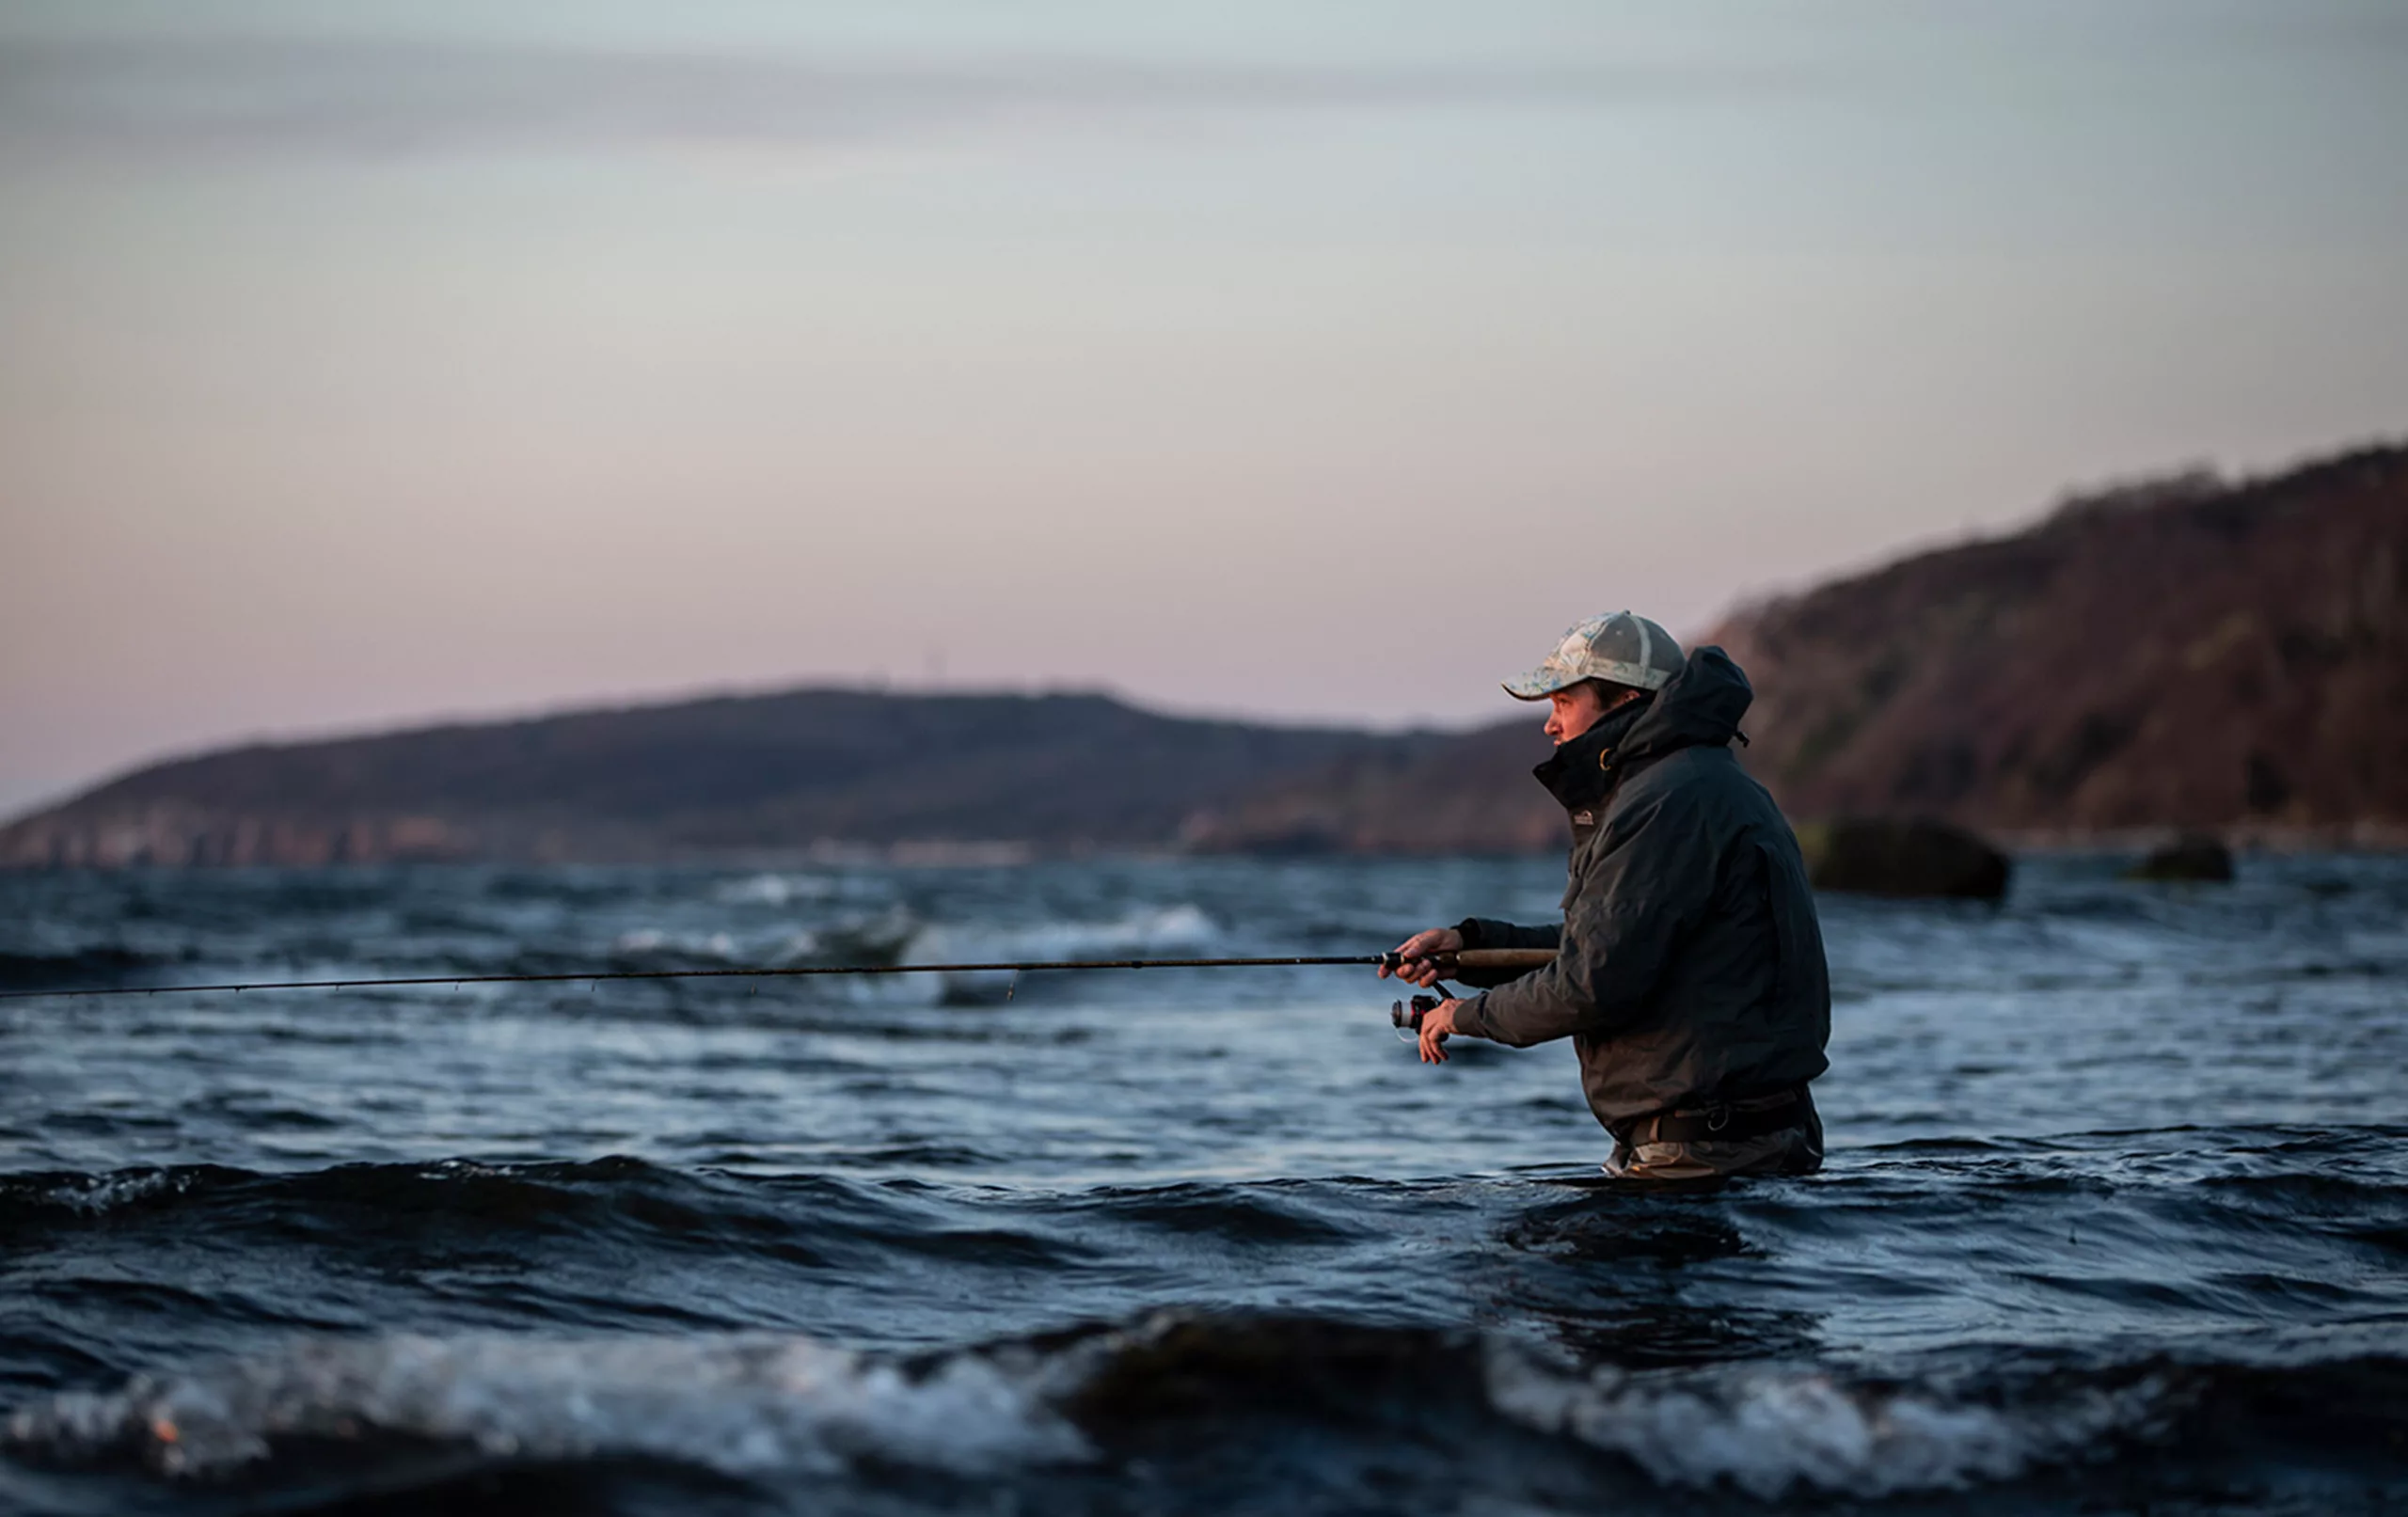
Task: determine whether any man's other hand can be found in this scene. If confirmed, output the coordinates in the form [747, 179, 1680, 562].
[1417, 999, 1462, 1064]
[1380, 927, 1463, 988]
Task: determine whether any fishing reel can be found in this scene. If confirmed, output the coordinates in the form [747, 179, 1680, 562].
[1389, 991, 1450, 1043]
[1377, 946, 1547, 1040]
[1390, 993, 1440, 1031]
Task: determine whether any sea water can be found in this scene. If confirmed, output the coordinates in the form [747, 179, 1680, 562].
[2, 853, 2403, 1514]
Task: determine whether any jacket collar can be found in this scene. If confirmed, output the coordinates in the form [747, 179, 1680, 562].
[1530, 696, 1654, 817]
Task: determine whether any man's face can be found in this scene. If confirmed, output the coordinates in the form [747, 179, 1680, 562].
[1545, 681, 1614, 746]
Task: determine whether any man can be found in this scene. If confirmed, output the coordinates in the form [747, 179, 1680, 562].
[1380, 611, 1830, 1179]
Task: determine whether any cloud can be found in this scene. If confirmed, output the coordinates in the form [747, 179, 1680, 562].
[0, 33, 1739, 164]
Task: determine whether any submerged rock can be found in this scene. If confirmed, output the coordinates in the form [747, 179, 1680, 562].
[2124, 833, 2235, 882]
[1795, 817, 2011, 900]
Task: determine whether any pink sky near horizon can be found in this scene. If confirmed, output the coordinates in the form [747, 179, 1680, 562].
[4, 2, 2404, 817]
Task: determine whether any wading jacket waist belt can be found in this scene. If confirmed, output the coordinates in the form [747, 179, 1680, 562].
[1616, 1085, 1808, 1146]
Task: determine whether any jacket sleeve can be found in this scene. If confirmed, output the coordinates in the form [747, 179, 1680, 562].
[1451, 787, 1722, 1047]
[1456, 917, 1563, 952]
[1448, 916, 1562, 988]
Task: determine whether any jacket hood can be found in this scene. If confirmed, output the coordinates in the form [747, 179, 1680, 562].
[1529, 647, 1753, 816]
[1620, 645, 1752, 764]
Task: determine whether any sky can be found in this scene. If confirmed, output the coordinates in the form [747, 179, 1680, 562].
[3, 1, 2404, 817]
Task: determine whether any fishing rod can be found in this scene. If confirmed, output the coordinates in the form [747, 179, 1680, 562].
[0, 948, 1558, 1003]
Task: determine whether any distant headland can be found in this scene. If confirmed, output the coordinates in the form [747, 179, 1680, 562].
[5, 441, 2401, 867]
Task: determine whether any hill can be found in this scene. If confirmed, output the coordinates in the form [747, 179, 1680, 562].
[0, 690, 1413, 866]
[1193, 442, 2408, 851]
[1707, 445, 2407, 838]
[8, 441, 2401, 866]
[1177, 719, 1560, 855]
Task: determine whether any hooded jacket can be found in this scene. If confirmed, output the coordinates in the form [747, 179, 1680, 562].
[1448, 647, 1830, 1136]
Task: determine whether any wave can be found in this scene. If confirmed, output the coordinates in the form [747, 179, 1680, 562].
[0, 1158, 836, 1242]
[571, 904, 1231, 1007]
[1484, 1344, 2154, 1498]
[900, 905, 1220, 1003]
[0, 1161, 1368, 1263]
[0, 1166, 211, 1219]
[0, 1161, 1109, 1297]
[15, 1150, 2408, 1287]
[7, 1330, 1088, 1482]
[903, 904, 1219, 963]
[712, 873, 847, 908]
[609, 927, 745, 962]
[9, 1311, 2405, 1507]
[493, 907, 919, 983]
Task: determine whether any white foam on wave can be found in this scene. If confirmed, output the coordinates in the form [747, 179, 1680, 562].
[7, 1332, 1090, 1481]
[595, 906, 1216, 1003]
[897, 905, 1220, 1002]
[1483, 1344, 2167, 1499]
[7, 1315, 2183, 1499]
[20, 1169, 192, 1217]
[611, 928, 743, 961]
[713, 874, 845, 908]
[906, 905, 1219, 968]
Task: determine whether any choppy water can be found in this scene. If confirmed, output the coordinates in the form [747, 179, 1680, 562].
[2, 853, 2404, 1515]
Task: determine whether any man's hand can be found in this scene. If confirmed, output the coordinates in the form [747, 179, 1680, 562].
[1380, 926, 1463, 988]
[1417, 999, 1463, 1064]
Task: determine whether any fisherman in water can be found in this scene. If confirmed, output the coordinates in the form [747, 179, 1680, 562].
[1381, 612, 1830, 1179]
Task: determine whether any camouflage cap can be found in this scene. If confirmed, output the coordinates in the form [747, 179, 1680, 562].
[1502, 611, 1685, 700]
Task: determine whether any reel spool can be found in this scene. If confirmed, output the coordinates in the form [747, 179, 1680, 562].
[1389, 993, 1449, 1044]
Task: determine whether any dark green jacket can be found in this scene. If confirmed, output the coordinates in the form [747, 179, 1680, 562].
[1450, 647, 1830, 1135]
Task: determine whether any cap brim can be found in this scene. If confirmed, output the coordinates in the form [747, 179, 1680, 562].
[1500, 669, 1571, 701]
